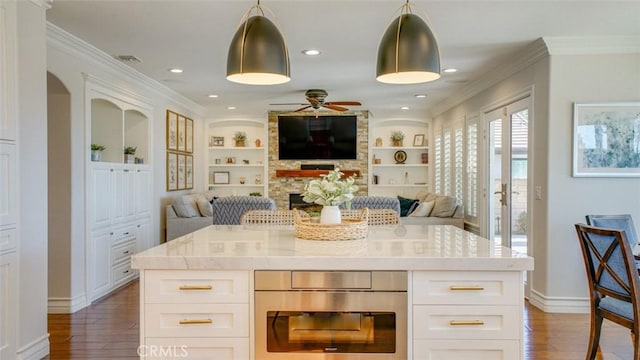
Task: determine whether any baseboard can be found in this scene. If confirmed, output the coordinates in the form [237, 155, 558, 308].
[528, 289, 590, 313]
[48, 293, 88, 314]
[16, 334, 50, 360]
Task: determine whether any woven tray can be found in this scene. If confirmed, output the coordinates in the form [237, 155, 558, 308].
[293, 208, 369, 241]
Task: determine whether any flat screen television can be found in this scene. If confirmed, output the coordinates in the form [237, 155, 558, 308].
[278, 115, 358, 160]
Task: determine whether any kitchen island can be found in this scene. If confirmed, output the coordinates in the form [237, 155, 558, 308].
[132, 224, 533, 360]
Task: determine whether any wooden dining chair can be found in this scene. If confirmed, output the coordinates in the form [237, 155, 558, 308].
[240, 209, 309, 225]
[574, 223, 640, 360]
[586, 214, 640, 273]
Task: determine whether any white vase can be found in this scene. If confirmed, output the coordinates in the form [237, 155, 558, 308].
[91, 150, 101, 162]
[320, 205, 341, 224]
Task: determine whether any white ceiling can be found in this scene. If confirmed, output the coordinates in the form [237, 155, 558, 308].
[46, 0, 640, 120]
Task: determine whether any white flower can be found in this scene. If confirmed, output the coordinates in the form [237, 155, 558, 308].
[302, 168, 359, 207]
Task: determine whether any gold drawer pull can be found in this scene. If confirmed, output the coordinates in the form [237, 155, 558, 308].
[450, 320, 485, 326]
[179, 285, 213, 291]
[450, 285, 485, 291]
[179, 318, 212, 325]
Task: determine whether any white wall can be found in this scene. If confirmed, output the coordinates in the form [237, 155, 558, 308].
[544, 53, 640, 303]
[46, 23, 207, 309]
[16, 1, 49, 358]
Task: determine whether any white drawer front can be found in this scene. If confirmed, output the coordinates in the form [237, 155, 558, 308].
[144, 338, 249, 360]
[145, 303, 249, 338]
[112, 225, 136, 244]
[414, 339, 520, 360]
[113, 260, 136, 285]
[145, 270, 249, 304]
[0, 228, 16, 254]
[112, 240, 136, 264]
[413, 305, 520, 340]
[413, 271, 521, 305]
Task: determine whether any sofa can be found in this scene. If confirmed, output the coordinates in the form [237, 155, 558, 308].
[398, 192, 464, 228]
[165, 192, 276, 240]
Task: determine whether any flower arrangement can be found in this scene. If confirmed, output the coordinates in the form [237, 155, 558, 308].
[91, 144, 106, 151]
[390, 131, 405, 141]
[233, 131, 247, 141]
[302, 168, 359, 207]
[124, 146, 137, 155]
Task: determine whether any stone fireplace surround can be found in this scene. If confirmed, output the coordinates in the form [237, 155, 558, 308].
[267, 111, 369, 209]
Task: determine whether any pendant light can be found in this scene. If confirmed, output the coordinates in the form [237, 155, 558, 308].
[376, 1, 441, 84]
[227, 0, 290, 85]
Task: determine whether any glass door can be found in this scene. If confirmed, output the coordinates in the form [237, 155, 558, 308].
[485, 97, 530, 254]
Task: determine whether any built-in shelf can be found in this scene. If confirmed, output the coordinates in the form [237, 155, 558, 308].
[373, 146, 429, 150]
[208, 164, 265, 168]
[275, 169, 361, 178]
[372, 164, 428, 167]
[371, 184, 429, 188]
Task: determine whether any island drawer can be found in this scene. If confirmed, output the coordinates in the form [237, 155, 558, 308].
[144, 337, 249, 360]
[412, 271, 521, 305]
[413, 305, 520, 340]
[145, 303, 249, 338]
[144, 270, 249, 304]
[414, 339, 520, 360]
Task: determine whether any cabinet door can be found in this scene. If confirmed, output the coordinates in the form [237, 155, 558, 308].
[0, 252, 16, 359]
[113, 166, 136, 222]
[135, 166, 151, 217]
[136, 220, 151, 252]
[0, 142, 16, 227]
[89, 163, 115, 229]
[89, 229, 112, 300]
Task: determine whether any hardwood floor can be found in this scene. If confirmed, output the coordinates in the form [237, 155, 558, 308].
[45, 280, 634, 359]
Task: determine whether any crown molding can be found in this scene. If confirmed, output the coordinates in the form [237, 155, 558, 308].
[46, 22, 207, 117]
[30, 0, 52, 9]
[543, 35, 640, 55]
[431, 38, 548, 117]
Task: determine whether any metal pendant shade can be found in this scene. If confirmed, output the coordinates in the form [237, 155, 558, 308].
[376, 11, 441, 84]
[227, 11, 290, 85]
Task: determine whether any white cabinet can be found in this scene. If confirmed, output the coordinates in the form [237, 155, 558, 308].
[140, 270, 250, 360]
[206, 119, 267, 196]
[369, 120, 429, 199]
[0, 251, 16, 359]
[411, 271, 524, 359]
[89, 229, 112, 299]
[0, 142, 16, 227]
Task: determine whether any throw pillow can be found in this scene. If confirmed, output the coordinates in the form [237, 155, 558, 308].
[196, 198, 213, 217]
[408, 200, 435, 217]
[172, 195, 200, 218]
[430, 196, 457, 217]
[397, 196, 419, 217]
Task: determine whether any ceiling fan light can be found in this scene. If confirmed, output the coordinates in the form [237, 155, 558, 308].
[227, 14, 290, 85]
[376, 12, 441, 84]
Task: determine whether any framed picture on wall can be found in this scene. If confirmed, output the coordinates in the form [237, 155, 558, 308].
[177, 115, 186, 152]
[413, 134, 425, 147]
[166, 111, 178, 151]
[185, 117, 193, 153]
[186, 155, 193, 189]
[166, 152, 178, 191]
[213, 171, 230, 184]
[178, 153, 186, 189]
[572, 102, 640, 177]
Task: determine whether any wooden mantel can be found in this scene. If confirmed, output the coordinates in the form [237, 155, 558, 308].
[275, 169, 361, 178]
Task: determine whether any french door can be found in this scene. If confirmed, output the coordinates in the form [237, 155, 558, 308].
[485, 97, 530, 253]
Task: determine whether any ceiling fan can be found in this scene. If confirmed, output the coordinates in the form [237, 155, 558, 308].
[271, 89, 361, 112]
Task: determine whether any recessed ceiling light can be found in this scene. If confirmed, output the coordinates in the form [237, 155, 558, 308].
[227, 106, 237, 110]
[443, 68, 457, 73]
[302, 49, 321, 56]
[169, 68, 183, 73]
[208, 94, 219, 98]
[415, 94, 427, 98]
[401, 106, 410, 110]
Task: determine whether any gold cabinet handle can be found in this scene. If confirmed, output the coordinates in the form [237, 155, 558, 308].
[449, 285, 485, 291]
[450, 320, 485, 326]
[179, 318, 212, 325]
[179, 285, 213, 291]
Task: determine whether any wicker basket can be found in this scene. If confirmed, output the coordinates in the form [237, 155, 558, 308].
[293, 208, 369, 241]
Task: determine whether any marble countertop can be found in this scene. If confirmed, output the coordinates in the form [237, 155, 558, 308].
[132, 224, 534, 271]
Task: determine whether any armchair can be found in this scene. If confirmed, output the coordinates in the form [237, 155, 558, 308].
[211, 196, 276, 225]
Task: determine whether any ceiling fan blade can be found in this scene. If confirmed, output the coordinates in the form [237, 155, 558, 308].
[325, 101, 362, 106]
[270, 103, 307, 106]
[323, 104, 348, 112]
[294, 105, 312, 112]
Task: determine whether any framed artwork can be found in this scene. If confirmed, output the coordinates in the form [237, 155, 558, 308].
[166, 152, 178, 191]
[185, 117, 193, 153]
[413, 134, 425, 147]
[573, 102, 640, 177]
[178, 153, 186, 189]
[213, 171, 230, 184]
[210, 136, 224, 147]
[166, 111, 178, 151]
[186, 155, 193, 189]
[177, 115, 186, 152]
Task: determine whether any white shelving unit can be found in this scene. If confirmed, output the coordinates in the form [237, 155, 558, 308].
[369, 120, 429, 199]
[206, 120, 268, 196]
